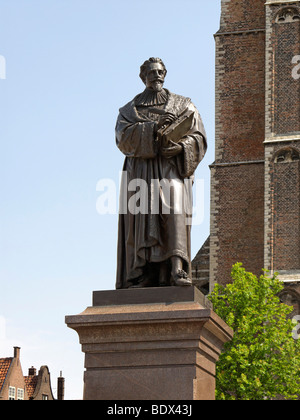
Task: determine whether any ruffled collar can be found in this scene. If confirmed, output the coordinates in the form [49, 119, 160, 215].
[135, 88, 169, 107]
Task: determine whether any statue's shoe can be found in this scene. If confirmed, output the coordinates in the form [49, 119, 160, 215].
[171, 269, 192, 287]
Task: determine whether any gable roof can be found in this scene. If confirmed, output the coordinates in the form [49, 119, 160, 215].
[0, 358, 13, 393]
[24, 366, 55, 400]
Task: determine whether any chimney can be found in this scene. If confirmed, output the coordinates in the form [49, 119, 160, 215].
[57, 372, 65, 401]
[13, 346, 20, 359]
[28, 366, 37, 376]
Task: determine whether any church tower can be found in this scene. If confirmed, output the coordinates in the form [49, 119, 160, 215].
[194, 0, 300, 313]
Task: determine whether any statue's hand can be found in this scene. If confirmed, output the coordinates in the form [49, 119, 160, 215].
[160, 141, 183, 158]
[157, 112, 177, 130]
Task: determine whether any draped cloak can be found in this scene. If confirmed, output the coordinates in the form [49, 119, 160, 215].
[115, 89, 207, 289]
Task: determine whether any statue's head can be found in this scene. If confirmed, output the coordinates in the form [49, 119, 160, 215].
[140, 57, 167, 92]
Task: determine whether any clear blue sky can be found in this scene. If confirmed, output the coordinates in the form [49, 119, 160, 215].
[0, 0, 221, 399]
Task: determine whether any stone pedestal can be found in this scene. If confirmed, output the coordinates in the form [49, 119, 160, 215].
[66, 287, 233, 400]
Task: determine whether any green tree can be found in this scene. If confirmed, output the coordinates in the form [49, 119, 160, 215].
[209, 263, 300, 400]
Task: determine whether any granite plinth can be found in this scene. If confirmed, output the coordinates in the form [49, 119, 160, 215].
[93, 286, 213, 308]
[66, 287, 233, 400]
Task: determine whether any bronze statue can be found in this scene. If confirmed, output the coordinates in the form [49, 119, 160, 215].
[116, 58, 207, 289]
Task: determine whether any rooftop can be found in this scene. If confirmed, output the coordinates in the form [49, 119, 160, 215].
[0, 358, 13, 393]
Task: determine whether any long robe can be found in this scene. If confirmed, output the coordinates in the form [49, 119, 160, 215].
[115, 89, 207, 289]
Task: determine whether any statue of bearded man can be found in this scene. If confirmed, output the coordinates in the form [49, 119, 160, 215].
[115, 58, 207, 289]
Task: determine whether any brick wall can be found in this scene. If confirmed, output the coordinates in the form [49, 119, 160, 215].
[215, 32, 265, 163]
[192, 237, 210, 293]
[210, 163, 265, 287]
[219, 0, 265, 32]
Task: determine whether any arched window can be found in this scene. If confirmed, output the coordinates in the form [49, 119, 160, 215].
[276, 7, 300, 23]
[273, 147, 300, 164]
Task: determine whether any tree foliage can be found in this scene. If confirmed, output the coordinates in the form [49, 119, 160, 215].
[209, 263, 300, 400]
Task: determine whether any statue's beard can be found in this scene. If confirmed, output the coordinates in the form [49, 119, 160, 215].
[151, 81, 164, 92]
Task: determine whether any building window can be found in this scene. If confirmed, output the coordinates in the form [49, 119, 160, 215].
[8, 386, 15, 400]
[17, 388, 24, 400]
[42, 394, 48, 400]
[276, 7, 300, 23]
[274, 148, 300, 164]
